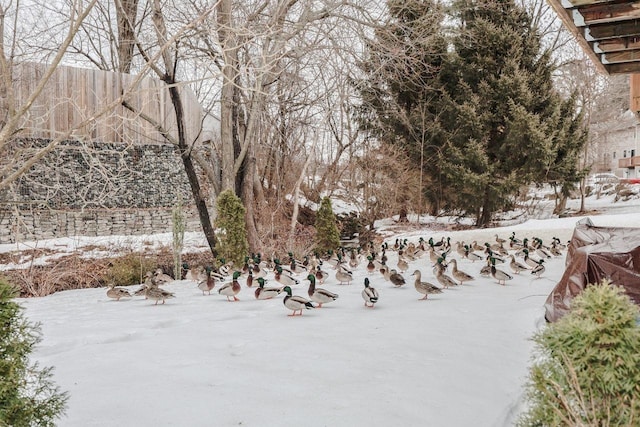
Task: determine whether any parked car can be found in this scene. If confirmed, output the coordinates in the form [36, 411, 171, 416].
[586, 173, 619, 187]
[621, 177, 640, 185]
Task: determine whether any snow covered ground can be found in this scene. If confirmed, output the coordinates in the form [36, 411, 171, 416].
[6, 192, 640, 427]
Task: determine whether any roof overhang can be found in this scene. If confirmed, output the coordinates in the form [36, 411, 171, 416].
[547, 0, 640, 74]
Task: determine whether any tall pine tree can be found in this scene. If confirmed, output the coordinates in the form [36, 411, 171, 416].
[439, 0, 586, 226]
[355, 0, 450, 214]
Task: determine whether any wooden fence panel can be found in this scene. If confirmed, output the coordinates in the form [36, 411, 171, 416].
[3, 62, 203, 145]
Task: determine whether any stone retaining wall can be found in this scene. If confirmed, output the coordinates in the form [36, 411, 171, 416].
[0, 138, 210, 244]
[0, 207, 202, 244]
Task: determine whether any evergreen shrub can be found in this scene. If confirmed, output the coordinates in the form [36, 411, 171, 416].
[519, 281, 640, 426]
[0, 279, 68, 426]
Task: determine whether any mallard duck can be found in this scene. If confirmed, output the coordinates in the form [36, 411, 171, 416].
[479, 264, 492, 277]
[428, 237, 444, 249]
[490, 257, 512, 285]
[217, 259, 234, 277]
[349, 249, 360, 269]
[106, 284, 131, 301]
[531, 238, 552, 259]
[509, 232, 523, 249]
[471, 241, 484, 252]
[433, 256, 448, 275]
[448, 259, 474, 285]
[397, 255, 409, 274]
[484, 246, 505, 263]
[335, 267, 353, 285]
[154, 268, 173, 286]
[245, 270, 254, 288]
[361, 277, 379, 308]
[142, 277, 175, 305]
[552, 237, 567, 250]
[464, 245, 484, 262]
[282, 285, 314, 316]
[366, 255, 376, 274]
[218, 271, 242, 301]
[522, 249, 541, 269]
[254, 277, 283, 300]
[434, 265, 457, 289]
[182, 262, 198, 281]
[495, 234, 506, 245]
[314, 266, 326, 284]
[306, 274, 338, 308]
[456, 242, 467, 257]
[197, 267, 216, 295]
[428, 247, 440, 264]
[144, 286, 176, 305]
[134, 272, 155, 298]
[531, 259, 546, 278]
[549, 243, 563, 257]
[411, 269, 442, 300]
[509, 255, 529, 275]
[389, 269, 406, 287]
[275, 266, 299, 287]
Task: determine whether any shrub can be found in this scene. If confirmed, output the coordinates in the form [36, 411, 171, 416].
[519, 281, 640, 426]
[215, 190, 249, 266]
[4, 255, 108, 297]
[0, 279, 68, 426]
[104, 253, 156, 286]
[314, 197, 341, 254]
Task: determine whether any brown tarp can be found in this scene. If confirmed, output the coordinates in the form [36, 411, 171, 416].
[544, 218, 640, 322]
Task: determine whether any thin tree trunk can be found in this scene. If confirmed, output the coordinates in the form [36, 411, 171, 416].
[242, 156, 261, 252]
[288, 148, 313, 248]
[166, 82, 218, 258]
[478, 186, 492, 227]
[114, 0, 138, 73]
[217, 0, 237, 192]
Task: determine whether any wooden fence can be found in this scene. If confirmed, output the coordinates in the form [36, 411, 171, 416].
[5, 62, 203, 145]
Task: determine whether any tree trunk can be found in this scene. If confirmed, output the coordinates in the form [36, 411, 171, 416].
[165, 81, 218, 258]
[115, 0, 138, 73]
[217, 0, 237, 192]
[478, 186, 492, 227]
[242, 156, 261, 252]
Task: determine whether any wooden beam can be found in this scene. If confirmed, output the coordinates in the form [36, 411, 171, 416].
[587, 20, 640, 39]
[565, 0, 623, 8]
[578, 1, 640, 25]
[546, 0, 609, 74]
[596, 36, 640, 52]
[603, 48, 640, 62]
[606, 61, 640, 72]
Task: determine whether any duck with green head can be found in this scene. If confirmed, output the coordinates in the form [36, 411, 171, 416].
[282, 286, 314, 316]
[306, 274, 338, 308]
[254, 277, 283, 300]
[361, 277, 379, 308]
[218, 271, 242, 301]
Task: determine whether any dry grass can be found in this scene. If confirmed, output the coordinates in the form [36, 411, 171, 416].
[3, 254, 110, 297]
[1, 246, 216, 298]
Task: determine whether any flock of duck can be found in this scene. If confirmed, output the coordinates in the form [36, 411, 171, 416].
[105, 232, 567, 316]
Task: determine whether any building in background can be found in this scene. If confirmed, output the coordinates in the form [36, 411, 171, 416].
[592, 110, 639, 179]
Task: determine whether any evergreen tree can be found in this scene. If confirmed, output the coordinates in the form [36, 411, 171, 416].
[439, 0, 586, 226]
[519, 282, 640, 426]
[355, 0, 450, 214]
[315, 197, 341, 254]
[0, 279, 68, 426]
[215, 190, 249, 266]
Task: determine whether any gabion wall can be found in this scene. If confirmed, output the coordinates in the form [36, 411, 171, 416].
[0, 139, 205, 243]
